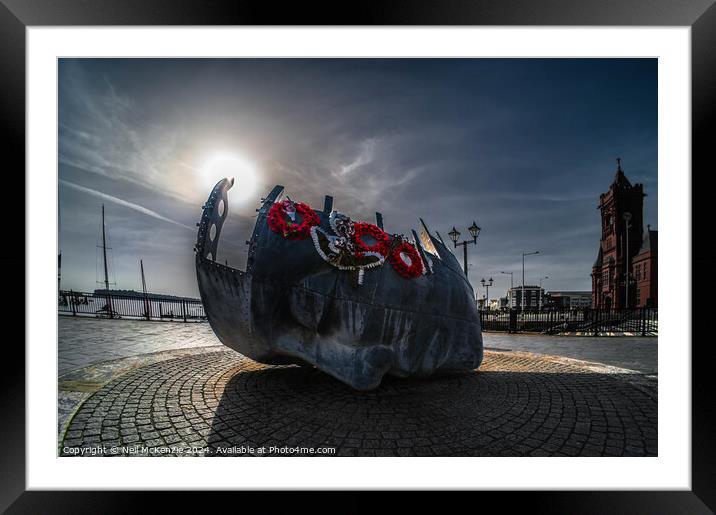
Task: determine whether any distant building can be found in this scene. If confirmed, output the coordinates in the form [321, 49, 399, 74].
[488, 297, 508, 311]
[547, 291, 592, 309]
[591, 159, 658, 309]
[508, 286, 544, 311]
[477, 297, 493, 311]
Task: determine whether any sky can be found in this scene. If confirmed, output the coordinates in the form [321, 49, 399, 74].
[58, 58, 657, 299]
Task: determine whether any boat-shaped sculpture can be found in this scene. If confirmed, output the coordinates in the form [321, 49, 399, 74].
[195, 178, 483, 390]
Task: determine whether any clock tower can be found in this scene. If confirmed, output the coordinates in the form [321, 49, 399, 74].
[591, 159, 645, 309]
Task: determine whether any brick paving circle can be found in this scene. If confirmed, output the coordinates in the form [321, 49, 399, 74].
[61, 350, 657, 457]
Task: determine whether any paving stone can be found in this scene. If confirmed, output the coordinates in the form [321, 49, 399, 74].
[122, 433, 140, 443]
[59, 326, 657, 457]
[58, 317, 220, 376]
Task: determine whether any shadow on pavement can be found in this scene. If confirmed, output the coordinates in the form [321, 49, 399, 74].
[206, 365, 657, 457]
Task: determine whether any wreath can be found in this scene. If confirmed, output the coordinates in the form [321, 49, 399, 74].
[352, 222, 390, 257]
[388, 240, 423, 279]
[266, 199, 425, 283]
[267, 200, 320, 240]
[311, 226, 384, 286]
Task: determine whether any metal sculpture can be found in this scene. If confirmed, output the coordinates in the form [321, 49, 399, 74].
[195, 178, 483, 390]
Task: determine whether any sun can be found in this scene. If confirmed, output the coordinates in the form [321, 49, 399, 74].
[198, 153, 258, 203]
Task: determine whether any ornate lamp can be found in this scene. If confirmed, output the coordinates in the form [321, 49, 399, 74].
[448, 226, 461, 246]
[448, 222, 481, 277]
[468, 221, 481, 241]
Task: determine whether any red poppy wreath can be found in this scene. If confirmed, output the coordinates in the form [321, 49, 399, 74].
[267, 200, 320, 240]
[389, 241, 423, 279]
[352, 222, 390, 257]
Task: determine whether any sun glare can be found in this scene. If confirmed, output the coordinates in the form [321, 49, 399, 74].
[198, 153, 258, 203]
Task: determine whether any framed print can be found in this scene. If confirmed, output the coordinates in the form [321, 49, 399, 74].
[2, 0, 712, 512]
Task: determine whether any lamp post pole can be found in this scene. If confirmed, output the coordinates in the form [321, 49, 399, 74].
[463, 244, 468, 277]
[448, 222, 481, 279]
[539, 276, 549, 310]
[501, 271, 514, 308]
[480, 277, 493, 311]
[522, 250, 540, 312]
[501, 271, 514, 289]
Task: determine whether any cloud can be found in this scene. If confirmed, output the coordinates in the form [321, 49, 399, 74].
[59, 62, 192, 204]
[59, 179, 193, 231]
[338, 138, 377, 175]
[57, 58, 657, 296]
[497, 192, 598, 203]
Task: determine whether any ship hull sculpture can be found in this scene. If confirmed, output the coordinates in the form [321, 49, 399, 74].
[195, 178, 483, 390]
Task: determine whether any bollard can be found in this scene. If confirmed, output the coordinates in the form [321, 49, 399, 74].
[508, 309, 517, 333]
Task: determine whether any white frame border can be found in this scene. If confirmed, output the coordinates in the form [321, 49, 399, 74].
[27, 27, 690, 490]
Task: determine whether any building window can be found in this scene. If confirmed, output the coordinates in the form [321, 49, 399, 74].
[635, 264, 641, 281]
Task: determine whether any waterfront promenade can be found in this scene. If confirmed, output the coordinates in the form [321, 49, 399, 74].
[58, 317, 657, 457]
[484, 333, 657, 375]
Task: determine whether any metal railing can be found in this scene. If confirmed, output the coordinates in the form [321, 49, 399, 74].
[479, 307, 657, 336]
[58, 290, 207, 322]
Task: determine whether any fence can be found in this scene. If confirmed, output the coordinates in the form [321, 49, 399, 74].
[58, 290, 207, 323]
[479, 307, 657, 336]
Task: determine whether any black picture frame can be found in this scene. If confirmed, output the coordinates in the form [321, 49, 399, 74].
[2, 0, 712, 512]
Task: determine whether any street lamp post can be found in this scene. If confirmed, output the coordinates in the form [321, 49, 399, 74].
[500, 271, 514, 288]
[623, 212, 632, 309]
[448, 222, 481, 278]
[480, 277, 493, 311]
[539, 276, 549, 310]
[501, 271, 514, 308]
[522, 250, 540, 312]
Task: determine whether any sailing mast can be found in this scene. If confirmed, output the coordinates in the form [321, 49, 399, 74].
[101, 204, 114, 317]
[140, 259, 151, 319]
[58, 197, 62, 293]
[102, 204, 110, 292]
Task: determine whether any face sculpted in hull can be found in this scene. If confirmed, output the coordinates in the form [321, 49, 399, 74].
[195, 178, 483, 390]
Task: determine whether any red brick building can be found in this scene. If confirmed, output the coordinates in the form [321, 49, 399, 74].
[591, 159, 657, 309]
[632, 227, 658, 307]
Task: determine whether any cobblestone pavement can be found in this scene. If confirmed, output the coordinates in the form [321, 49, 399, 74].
[58, 345, 224, 439]
[60, 348, 657, 457]
[58, 316, 219, 375]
